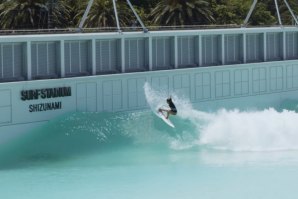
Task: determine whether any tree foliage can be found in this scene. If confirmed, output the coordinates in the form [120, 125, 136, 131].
[48, 0, 71, 28]
[149, 0, 214, 26]
[0, 0, 297, 29]
[0, 0, 70, 29]
[76, 0, 133, 28]
[0, 0, 48, 29]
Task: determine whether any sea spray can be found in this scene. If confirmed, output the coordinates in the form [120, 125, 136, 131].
[199, 108, 298, 151]
[144, 82, 298, 152]
[176, 105, 298, 151]
[144, 82, 204, 149]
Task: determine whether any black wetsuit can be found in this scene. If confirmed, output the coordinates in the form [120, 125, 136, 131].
[168, 101, 177, 113]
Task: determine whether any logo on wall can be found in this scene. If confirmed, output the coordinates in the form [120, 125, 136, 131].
[21, 87, 72, 112]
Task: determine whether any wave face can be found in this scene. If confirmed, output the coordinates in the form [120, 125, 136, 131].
[1, 82, 298, 168]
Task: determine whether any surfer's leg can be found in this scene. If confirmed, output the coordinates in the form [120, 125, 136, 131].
[166, 110, 177, 119]
[159, 108, 165, 113]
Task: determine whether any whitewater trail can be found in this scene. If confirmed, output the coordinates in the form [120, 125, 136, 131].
[144, 82, 298, 152]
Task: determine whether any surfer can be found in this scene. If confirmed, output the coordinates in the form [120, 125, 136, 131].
[158, 97, 177, 119]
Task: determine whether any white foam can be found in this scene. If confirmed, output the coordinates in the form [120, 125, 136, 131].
[199, 108, 298, 151]
[144, 82, 298, 152]
[144, 82, 195, 116]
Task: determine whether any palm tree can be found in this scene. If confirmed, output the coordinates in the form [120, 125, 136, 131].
[279, 0, 298, 25]
[77, 0, 134, 28]
[47, 0, 71, 28]
[67, 0, 84, 27]
[149, 0, 214, 26]
[249, 2, 276, 26]
[0, 0, 48, 29]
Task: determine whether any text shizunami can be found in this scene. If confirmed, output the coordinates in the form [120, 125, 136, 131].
[29, 102, 62, 112]
[21, 87, 71, 101]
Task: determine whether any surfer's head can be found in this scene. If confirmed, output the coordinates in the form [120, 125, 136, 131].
[167, 98, 172, 103]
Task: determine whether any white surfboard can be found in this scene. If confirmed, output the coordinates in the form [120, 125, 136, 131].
[155, 111, 175, 128]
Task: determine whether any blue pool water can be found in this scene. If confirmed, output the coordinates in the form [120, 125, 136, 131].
[1, 85, 298, 199]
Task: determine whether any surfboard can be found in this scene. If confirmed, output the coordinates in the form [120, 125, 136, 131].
[155, 111, 175, 128]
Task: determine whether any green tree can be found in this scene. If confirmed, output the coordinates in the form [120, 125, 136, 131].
[0, 0, 296, 29]
[76, 0, 134, 28]
[246, 0, 298, 25]
[279, 0, 298, 25]
[249, 2, 276, 25]
[0, 0, 71, 29]
[124, 0, 159, 27]
[0, 0, 48, 29]
[149, 0, 214, 26]
[130, 0, 159, 8]
[47, 0, 71, 28]
[67, 0, 85, 27]
[211, 0, 276, 26]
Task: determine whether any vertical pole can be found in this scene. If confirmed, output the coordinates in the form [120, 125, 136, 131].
[263, 33, 267, 61]
[60, 40, 65, 77]
[221, 34, 225, 65]
[112, 0, 121, 32]
[12, 44, 15, 77]
[283, 31, 287, 60]
[46, 43, 49, 75]
[126, 0, 148, 33]
[243, 0, 258, 26]
[79, 0, 94, 29]
[121, 38, 125, 73]
[274, 0, 283, 26]
[198, 35, 202, 67]
[148, 37, 153, 71]
[174, 36, 178, 69]
[1, 45, 3, 78]
[92, 39, 96, 75]
[243, 33, 247, 63]
[26, 41, 32, 80]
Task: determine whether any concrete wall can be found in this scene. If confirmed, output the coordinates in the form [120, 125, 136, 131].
[1, 59, 298, 141]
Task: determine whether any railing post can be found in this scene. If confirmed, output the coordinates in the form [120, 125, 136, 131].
[263, 33, 267, 62]
[221, 34, 225, 65]
[148, 36, 153, 71]
[243, 33, 247, 63]
[26, 41, 32, 80]
[198, 35, 202, 67]
[0, 45, 3, 78]
[91, 39, 96, 75]
[283, 31, 287, 60]
[121, 38, 125, 73]
[60, 40, 65, 78]
[174, 36, 178, 69]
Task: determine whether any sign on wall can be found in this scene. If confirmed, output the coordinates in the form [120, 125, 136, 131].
[20, 87, 72, 112]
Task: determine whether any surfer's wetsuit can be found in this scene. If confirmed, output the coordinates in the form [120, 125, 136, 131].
[159, 98, 177, 119]
[168, 99, 177, 114]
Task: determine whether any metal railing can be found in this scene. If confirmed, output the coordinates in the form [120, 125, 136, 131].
[0, 24, 245, 35]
